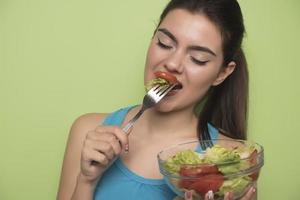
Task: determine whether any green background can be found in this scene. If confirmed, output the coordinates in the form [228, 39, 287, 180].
[1, 0, 299, 199]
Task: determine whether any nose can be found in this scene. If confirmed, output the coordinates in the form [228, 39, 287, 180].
[163, 51, 184, 74]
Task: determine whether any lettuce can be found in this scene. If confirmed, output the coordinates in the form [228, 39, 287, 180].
[203, 145, 240, 164]
[163, 142, 257, 197]
[216, 176, 252, 196]
[145, 78, 169, 91]
[163, 150, 203, 174]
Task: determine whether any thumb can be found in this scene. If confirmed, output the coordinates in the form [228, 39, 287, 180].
[204, 190, 214, 200]
[184, 191, 193, 200]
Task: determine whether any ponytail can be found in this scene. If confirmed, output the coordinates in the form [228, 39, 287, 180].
[197, 48, 248, 142]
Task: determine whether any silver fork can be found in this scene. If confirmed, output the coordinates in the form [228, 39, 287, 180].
[122, 84, 176, 134]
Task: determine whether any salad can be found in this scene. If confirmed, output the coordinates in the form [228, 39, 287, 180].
[145, 71, 178, 91]
[162, 143, 259, 198]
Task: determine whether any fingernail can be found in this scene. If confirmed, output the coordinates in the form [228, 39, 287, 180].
[229, 192, 233, 199]
[225, 192, 230, 197]
[251, 186, 256, 193]
[124, 144, 129, 153]
[184, 191, 192, 199]
[207, 190, 214, 200]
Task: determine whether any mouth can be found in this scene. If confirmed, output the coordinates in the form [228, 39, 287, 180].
[166, 82, 183, 96]
[172, 83, 183, 91]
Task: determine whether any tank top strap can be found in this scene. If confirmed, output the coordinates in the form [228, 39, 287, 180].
[102, 106, 136, 126]
[207, 123, 218, 140]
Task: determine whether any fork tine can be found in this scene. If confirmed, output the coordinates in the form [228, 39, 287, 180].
[158, 84, 175, 95]
[156, 85, 169, 94]
[149, 84, 161, 92]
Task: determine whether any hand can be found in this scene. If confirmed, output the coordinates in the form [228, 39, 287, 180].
[79, 125, 129, 184]
[174, 186, 257, 200]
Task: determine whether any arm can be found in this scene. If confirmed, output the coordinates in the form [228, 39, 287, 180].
[70, 173, 97, 200]
[56, 113, 106, 200]
[57, 113, 129, 200]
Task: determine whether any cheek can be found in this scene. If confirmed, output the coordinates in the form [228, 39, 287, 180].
[144, 42, 167, 83]
[187, 65, 221, 89]
[144, 43, 157, 83]
[145, 43, 161, 66]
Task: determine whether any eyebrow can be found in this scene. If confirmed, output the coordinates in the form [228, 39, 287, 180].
[157, 28, 217, 57]
[189, 46, 217, 57]
[158, 28, 178, 44]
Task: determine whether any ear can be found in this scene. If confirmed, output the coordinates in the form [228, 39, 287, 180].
[212, 61, 236, 86]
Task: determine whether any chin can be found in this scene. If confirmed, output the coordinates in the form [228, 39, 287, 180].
[153, 101, 176, 113]
[153, 101, 186, 113]
[153, 98, 197, 114]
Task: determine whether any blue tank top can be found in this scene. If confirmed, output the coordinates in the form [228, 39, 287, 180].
[93, 106, 218, 200]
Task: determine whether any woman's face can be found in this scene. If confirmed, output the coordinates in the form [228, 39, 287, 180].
[144, 9, 234, 112]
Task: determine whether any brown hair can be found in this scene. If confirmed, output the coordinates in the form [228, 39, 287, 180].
[157, 0, 249, 144]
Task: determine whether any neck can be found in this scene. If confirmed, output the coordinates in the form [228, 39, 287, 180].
[138, 106, 198, 138]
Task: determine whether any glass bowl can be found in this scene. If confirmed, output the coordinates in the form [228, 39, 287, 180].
[157, 139, 264, 200]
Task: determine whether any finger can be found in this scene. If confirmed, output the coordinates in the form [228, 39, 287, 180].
[86, 140, 115, 160]
[99, 127, 128, 152]
[184, 190, 193, 200]
[95, 126, 129, 150]
[204, 190, 214, 200]
[82, 148, 109, 166]
[107, 136, 122, 155]
[224, 192, 233, 200]
[87, 130, 118, 143]
[240, 186, 256, 200]
[89, 132, 122, 156]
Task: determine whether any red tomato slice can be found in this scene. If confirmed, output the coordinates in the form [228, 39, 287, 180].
[190, 174, 224, 197]
[154, 71, 177, 84]
[180, 165, 219, 178]
[180, 174, 224, 198]
[249, 150, 258, 165]
[179, 179, 194, 190]
[179, 165, 223, 196]
[249, 171, 259, 181]
[249, 150, 259, 181]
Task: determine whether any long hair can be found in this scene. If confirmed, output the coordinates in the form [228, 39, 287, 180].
[199, 49, 248, 140]
[157, 0, 249, 141]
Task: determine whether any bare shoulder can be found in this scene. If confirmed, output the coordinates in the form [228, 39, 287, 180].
[217, 131, 246, 148]
[69, 113, 108, 138]
[57, 112, 108, 200]
[217, 132, 233, 140]
[65, 112, 109, 156]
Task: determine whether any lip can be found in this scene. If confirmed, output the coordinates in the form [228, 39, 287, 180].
[153, 71, 182, 86]
[165, 81, 183, 96]
[173, 76, 181, 86]
[166, 88, 181, 97]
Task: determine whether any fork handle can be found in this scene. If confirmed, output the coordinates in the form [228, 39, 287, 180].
[122, 107, 145, 134]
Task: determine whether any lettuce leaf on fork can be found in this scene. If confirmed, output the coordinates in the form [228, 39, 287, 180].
[145, 78, 169, 91]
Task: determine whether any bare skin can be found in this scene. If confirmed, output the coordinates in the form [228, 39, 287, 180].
[57, 113, 108, 200]
[57, 9, 256, 200]
[56, 109, 256, 200]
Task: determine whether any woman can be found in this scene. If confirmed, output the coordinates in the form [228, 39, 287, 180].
[57, 0, 256, 199]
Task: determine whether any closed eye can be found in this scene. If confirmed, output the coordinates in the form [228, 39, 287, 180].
[157, 39, 172, 49]
[190, 56, 209, 66]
